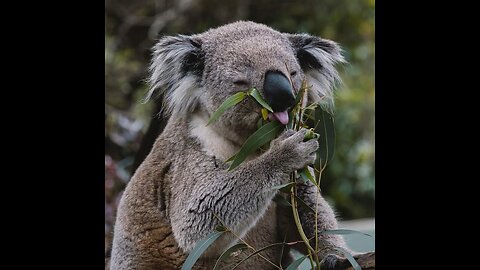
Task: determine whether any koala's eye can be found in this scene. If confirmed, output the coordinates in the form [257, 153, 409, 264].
[233, 79, 250, 87]
[290, 71, 298, 77]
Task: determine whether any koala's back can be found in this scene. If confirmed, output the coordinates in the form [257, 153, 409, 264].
[109, 120, 186, 269]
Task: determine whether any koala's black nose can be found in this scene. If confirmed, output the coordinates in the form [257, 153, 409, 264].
[263, 71, 296, 112]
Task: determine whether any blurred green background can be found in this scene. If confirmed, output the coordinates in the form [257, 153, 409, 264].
[105, 0, 375, 242]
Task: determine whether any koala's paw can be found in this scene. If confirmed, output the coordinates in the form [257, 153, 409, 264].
[320, 254, 347, 270]
[270, 128, 319, 172]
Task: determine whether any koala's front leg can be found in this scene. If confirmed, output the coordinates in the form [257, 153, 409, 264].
[170, 128, 318, 255]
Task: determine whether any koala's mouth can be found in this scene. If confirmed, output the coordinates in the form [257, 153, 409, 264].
[268, 111, 289, 125]
[262, 71, 296, 125]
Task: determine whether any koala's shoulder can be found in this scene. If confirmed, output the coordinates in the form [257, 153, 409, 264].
[149, 117, 207, 163]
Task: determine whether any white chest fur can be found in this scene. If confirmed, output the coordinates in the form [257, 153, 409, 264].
[188, 113, 240, 161]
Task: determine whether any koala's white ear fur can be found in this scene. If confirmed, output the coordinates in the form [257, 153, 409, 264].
[145, 35, 204, 117]
[288, 34, 345, 111]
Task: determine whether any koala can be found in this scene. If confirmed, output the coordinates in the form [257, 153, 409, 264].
[109, 21, 364, 270]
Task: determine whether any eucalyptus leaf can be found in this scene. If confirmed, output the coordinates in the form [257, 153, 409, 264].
[287, 110, 294, 130]
[181, 230, 225, 270]
[320, 229, 373, 238]
[333, 247, 361, 270]
[212, 243, 249, 270]
[228, 121, 283, 171]
[256, 116, 265, 130]
[314, 106, 335, 170]
[250, 88, 273, 112]
[285, 255, 308, 270]
[271, 182, 295, 193]
[225, 154, 236, 163]
[299, 167, 317, 185]
[207, 92, 247, 126]
[261, 108, 269, 120]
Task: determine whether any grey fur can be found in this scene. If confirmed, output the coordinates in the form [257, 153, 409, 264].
[110, 21, 351, 270]
[288, 33, 345, 112]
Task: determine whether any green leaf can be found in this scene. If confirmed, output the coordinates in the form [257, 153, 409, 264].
[333, 247, 361, 270]
[302, 129, 315, 141]
[299, 167, 317, 185]
[285, 255, 308, 270]
[287, 111, 294, 130]
[314, 106, 335, 170]
[249, 88, 273, 112]
[181, 231, 225, 270]
[320, 229, 373, 238]
[207, 92, 247, 126]
[212, 243, 249, 270]
[261, 108, 269, 120]
[225, 154, 236, 163]
[256, 116, 265, 129]
[228, 121, 283, 171]
[271, 182, 295, 193]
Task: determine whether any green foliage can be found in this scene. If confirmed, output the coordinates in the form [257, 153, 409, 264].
[333, 247, 362, 270]
[299, 167, 316, 185]
[207, 91, 248, 126]
[227, 121, 283, 171]
[319, 229, 373, 238]
[285, 255, 308, 270]
[271, 182, 296, 193]
[314, 106, 336, 172]
[250, 88, 273, 112]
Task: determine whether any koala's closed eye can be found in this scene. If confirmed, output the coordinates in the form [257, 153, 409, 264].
[233, 78, 250, 88]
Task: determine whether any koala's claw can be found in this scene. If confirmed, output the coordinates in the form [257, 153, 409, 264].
[278, 129, 296, 140]
[270, 128, 319, 171]
[285, 128, 308, 143]
[304, 139, 319, 154]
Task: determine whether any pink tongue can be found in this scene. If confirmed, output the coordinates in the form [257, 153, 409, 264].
[272, 111, 289, 125]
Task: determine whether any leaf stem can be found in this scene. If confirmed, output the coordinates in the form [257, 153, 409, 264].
[290, 184, 321, 267]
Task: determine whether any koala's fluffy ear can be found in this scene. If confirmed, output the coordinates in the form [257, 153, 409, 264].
[145, 35, 204, 116]
[288, 34, 345, 111]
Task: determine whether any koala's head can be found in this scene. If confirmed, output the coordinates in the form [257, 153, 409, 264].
[146, 21, 344, 144]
